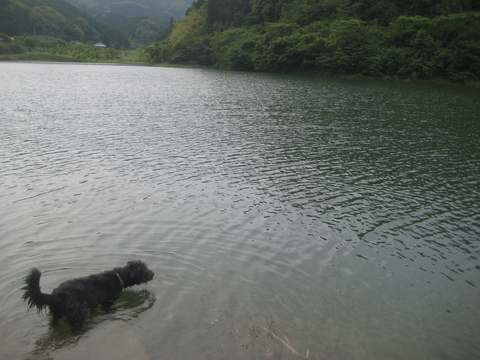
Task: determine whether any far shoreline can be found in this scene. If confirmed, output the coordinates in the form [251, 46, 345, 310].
[2, 56, 478, 87]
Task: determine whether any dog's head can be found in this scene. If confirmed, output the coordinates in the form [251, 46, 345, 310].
[123, 260, 154, 286]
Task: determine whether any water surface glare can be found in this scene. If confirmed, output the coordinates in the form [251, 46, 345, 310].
[0, 62, 479, 359]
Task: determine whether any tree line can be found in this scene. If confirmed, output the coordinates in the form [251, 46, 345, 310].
[143, 0, 480, 82]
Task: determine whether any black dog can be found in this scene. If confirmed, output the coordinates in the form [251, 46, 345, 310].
[22, 260, 154, 328]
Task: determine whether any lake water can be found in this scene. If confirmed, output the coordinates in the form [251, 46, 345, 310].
[0, 62, 479, 360]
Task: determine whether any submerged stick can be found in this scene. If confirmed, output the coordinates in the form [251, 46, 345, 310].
[258, 326, 309, 359]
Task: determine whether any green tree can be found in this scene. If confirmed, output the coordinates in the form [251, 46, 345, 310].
[207, 0, 250, 27]
[29, 10, 45, 36]
[170, 6, 207, 44]
[134, 19, 161, 44]
[23, 36, 41, 48]
[0, 32, 11, 42]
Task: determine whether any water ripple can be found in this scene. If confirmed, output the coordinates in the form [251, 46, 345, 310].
[1, 63, 479, 359]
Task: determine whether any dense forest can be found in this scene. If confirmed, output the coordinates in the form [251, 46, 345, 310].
[0, 0, 129, 47]
[143, 0, 480, 82]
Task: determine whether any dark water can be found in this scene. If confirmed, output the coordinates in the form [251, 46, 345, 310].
[0, 62, 479, 360]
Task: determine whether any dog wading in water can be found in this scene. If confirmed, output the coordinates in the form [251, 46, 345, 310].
[22, 260, 154, 328]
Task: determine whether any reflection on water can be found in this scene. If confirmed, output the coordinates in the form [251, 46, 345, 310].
[31, 289, 156, 356]
[0, 63, 479, 360]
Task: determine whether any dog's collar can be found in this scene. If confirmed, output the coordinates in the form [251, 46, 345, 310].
[116, 273, 124, 289]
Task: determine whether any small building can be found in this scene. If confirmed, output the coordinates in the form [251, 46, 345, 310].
[94, 42, 106, 48]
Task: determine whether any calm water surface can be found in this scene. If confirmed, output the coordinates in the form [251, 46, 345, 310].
[0, 62, 479, 360]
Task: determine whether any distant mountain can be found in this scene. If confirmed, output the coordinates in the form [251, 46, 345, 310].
[61, 0, 194, 45]
[64, 0, 193, 23]
[0, 0, 129, 47]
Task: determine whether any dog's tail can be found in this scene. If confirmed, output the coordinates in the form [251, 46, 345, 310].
[21, 268, 52, 311]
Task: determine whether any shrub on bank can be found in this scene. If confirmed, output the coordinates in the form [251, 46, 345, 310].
[0, 36, 120, 62]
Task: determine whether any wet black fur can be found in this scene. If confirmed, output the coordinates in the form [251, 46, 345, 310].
[22, 260, 154, 328]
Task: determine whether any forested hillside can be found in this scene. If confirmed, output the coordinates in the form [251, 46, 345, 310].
[143, 0, 480, 82]
[65, 0, 191, 21]
[0, 0, 129, 46]
[63, 0, 193, 45]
